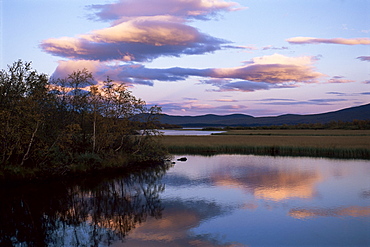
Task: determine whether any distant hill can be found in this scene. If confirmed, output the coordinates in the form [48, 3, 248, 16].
[158, 103, 370, 127]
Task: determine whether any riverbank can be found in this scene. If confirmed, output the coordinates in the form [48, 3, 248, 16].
[0, 153, 171, 185]
[160, 129, 370, 159]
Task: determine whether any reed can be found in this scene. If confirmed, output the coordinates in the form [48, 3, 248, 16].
[160, 130, 370, 159]
[215, 129, 370, 136]
[166, 145, 370, 159]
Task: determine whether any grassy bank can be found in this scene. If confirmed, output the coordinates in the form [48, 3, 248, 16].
[160, 130, 370, 159]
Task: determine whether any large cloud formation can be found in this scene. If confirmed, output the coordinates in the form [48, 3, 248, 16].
[287, 37, 370, 45]
[52, 54, 325, 91]
[41, 16, 227, 62]
[89, 0, 243, 21]
[43, 0, 325, 94]
[40, 0, 244, 62]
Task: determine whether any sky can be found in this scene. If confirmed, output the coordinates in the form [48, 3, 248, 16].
[2, 0, 370, 116]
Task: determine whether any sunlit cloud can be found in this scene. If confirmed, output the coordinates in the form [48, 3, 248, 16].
[41, 16, 227, 62]
[357, 56, 370, 61]
[42, 0, 327, 96]
[215, 99, 238, 102]
[88, 0, 243, 22]
[326, 76, 355, 84]
[82, 16, 205, 46]
[51, 60, 157, 86]
[52, 60, 102, 80]
[51, 53, 325, 91]
[205, 54, 325, 85]
[41, 0, 247, 67]
[287, 37, 370, 45]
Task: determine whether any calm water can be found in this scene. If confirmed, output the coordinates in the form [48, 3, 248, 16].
[1, 155, 369, 246]
[159, 129, 225, 135]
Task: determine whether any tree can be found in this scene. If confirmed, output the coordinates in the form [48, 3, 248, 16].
[0, 60, 49, 166]
[1, 61, 167, 179]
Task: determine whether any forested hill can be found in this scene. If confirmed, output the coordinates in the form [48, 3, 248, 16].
[158, 103, 370, 127]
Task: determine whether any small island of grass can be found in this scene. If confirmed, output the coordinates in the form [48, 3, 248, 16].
[160, 129, 370, 159]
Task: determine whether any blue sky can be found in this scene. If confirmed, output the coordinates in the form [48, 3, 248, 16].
[2, 0, 370, 116]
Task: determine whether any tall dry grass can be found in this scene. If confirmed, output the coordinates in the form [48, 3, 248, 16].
[159, 130, 370, 159]
[216, 129, 370, 136]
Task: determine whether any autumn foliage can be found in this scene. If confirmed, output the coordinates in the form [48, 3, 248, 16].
[0, 60, 167, 180]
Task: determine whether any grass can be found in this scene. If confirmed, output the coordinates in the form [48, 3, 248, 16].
[215, 129, 370, 136]
[160, 130, 370, 159]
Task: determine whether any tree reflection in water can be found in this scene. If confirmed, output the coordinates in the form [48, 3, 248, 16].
[0, 162, 172, 247]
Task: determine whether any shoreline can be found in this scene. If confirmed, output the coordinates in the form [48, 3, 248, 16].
[166, 145, 370, 159]
[0, 158, 172, 186]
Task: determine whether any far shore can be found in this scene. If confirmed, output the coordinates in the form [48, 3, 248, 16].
[159, 129, 370, 159]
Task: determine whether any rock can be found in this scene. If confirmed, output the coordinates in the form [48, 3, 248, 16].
[177, 157, 187, 162]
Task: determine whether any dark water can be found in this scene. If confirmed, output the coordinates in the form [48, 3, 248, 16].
[1, 155, 369, 246]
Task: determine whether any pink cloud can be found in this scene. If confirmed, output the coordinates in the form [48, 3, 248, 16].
[52, 60, 102, 80]
[215, 99, 238, 102]
[326, 76, 355, 84]
[51, 54, 326, 91]
[40, 16, 226, 62]
[83, 16, 201, 46]
[207, 54, 325, 84]
[287, 37, 370, 45]
[51, 60, 155, 86]
[89, 0, 243, 22]
[155, 101, 248, 115]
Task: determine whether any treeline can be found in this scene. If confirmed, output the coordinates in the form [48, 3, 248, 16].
[205, 119, 370, 131]
[0, 60, 167, 180]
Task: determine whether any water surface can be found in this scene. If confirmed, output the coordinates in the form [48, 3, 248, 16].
[159, 129, 225, 135]
[1, 155, 369, 246]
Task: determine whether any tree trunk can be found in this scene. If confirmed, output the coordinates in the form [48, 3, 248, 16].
[93, 114, 96, 153]
[20, 121, 40, 166]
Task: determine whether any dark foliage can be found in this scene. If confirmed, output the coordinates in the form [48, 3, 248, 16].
[0, 60, 167, 181]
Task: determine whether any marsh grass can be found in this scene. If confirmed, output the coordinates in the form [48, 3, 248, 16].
[160, 130, 370, 159]
[166, 145, 369, 159]
[215, 129, 370, 136]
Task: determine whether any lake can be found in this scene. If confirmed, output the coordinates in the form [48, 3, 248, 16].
[159, 129, 226, 135]
[1, 155, 369, 246]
